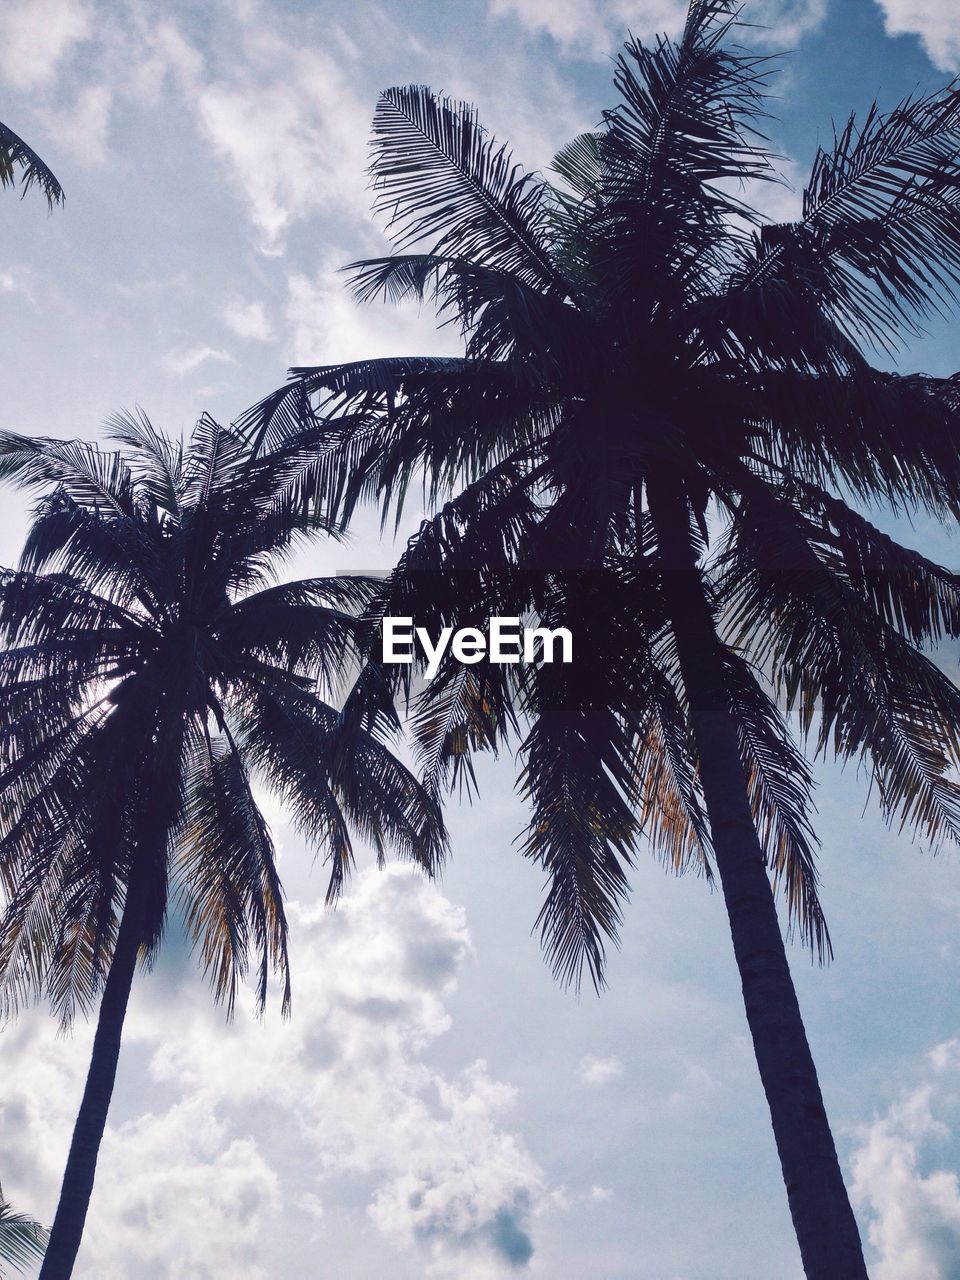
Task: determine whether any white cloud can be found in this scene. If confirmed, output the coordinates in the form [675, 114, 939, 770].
[0, 1014, 91, 1203]
[0, 1016, 281, 1279]
[930, 1039, 960, 1073]
[852, 1038, 960, 1279]
[488, 0, 825, 56]
[144, 870, 549, 1276]
[744, 157, 805, 226]
[83, 1102, 281, 1280]
[285, 261, 463, 367]
[0, 0, 91, 91]
[193, 33, 371, 255]
[224, 299, 275, 342]
[163, 345, 236, 376]
[0, 267, 38, 304]
[1, 868, 550, 1278]
[578, 1054, 625, 1087]
[0, 4, 370, 254]
[367, 1062, 543, 1277]
[665, 1061, 720, 1109]
[38, 83, 112, 165]
[748, 0, 828, 45]
[489, 0, 685, 57]
[112, 273, 191, 300]
[128, 17, 205, 101]
[873, 2, 960, 72]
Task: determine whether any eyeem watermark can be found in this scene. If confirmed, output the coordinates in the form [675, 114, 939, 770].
[382, 617, 573, 680]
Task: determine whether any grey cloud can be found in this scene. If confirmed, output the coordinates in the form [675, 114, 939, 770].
[410, 1188, 536, 1272]
[488, 1199, 536, 1268]
[349, 994, 414, 1023]
[404, 935, 466, 988]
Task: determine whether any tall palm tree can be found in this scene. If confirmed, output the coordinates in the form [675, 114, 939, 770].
[0, 412, 444, 1279]
[244, 2, 960, 1274]
[0, 1185, 48, 1276]
[0, 121, 63, 207]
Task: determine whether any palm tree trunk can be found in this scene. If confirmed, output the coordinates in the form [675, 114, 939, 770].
[647, 478, 868, 1279]
[38, 877, 145, 1280]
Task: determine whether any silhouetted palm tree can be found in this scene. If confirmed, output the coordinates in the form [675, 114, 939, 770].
[245, 3, 960, 1274]
[0, 121, 62, 207]
[0, 1184, 48, 1276]
[0, 412, 444, 1278]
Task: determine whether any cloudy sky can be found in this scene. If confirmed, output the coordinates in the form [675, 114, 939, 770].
[2, 0, 960, 1277]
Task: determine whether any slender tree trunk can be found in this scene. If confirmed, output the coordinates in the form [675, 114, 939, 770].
[38, 879, 145, 1280]
[647, 478, 868, 1279]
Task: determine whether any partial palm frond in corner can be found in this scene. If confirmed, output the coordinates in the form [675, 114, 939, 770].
[0, 121, 63, 208]
[0, 1184, 49, 1275]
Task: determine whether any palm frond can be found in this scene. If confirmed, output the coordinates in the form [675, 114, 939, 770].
[0, 1187, 49, 1273]
[550, 132, 605, 202]
[370, 85, 568, 295]
[518, 683, 639, 992]
[0, 433, 133, 516]
[182, 414, 247, 508]
[596, 6, 775, 301]
[720, 647, 829, 958]
[723, 483, 960, 850]
[177, 729, 289, 1016]
[346, 253, 579, 367]
[235, 676, 445, 902]
[633, 654, 712, 874]
[737, 368, 960, 516]
[106, 409, 184, 518]
[0, 118, 63, 208]
[729, 84, 960, 345]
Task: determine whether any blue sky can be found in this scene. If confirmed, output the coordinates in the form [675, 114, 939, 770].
[2, 1, 960, 1276]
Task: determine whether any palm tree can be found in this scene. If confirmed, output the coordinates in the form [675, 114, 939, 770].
[243, 1, 960, 1273]
[0, 411, 444, 1278]
[0, 121, 63, 207]
[0, 1185, 48, 1276]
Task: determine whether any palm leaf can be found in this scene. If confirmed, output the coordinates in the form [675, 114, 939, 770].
[730, 84, 960, 345]
[0, 1187, 49, 1273]
[370, 85, 568, 294]
[0, 119, 63, 208]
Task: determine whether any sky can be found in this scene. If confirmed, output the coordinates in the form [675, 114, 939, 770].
[1, 0, 960, 1277]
